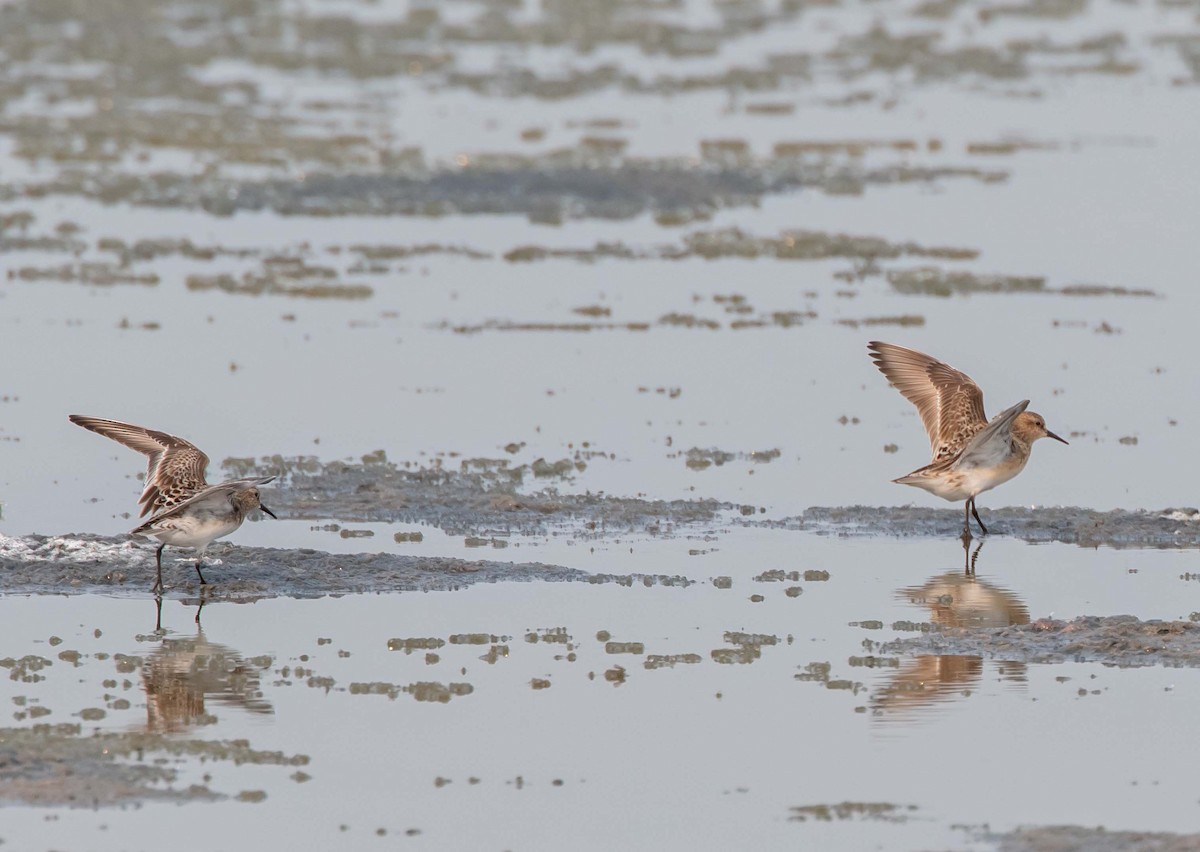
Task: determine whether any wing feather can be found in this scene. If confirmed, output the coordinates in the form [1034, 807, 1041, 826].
[69, 415, 210, 516]
[867, 342, 989, 460]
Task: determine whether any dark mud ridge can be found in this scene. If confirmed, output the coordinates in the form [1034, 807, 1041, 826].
[878, 616, 1200, 668]
[222, 454, 732, 537]
[92, 160, 1001, 221]
[758, 506, 1200, 548]
[979, 825, 1200, 852]
[0, 534, 691, 599]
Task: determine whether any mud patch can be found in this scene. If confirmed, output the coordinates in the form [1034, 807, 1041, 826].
[876, 615, 1200, 667]
[219, 456, 729, 536]
[978, 825, 1200, 851]
[0, 533, 691, 598]
[186, 258, 372, 300]
[681, 447, 780, 470]
[504, 227, 981, 264]
[886, 268, 1155, 298]
[789, 802, 918, 823]
[0, 722, 305, 808]
[8, 262, 159, 287]
[20, 155, 1005, 222]
[835, 315, 926, 329]
[757, 506, 1200, 548]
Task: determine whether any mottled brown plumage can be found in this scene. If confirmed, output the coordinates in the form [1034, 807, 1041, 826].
[68, 415, 209, 517]
[867, 341, 987, 461]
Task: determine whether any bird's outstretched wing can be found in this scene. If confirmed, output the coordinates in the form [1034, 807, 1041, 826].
[868, 342, 989, 461]
[69, 415, 210, 516]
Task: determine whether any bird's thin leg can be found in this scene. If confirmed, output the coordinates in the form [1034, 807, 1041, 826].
[194, 559, 207, 585]
[963, 537, 984, 575]
[970, 539, 984, 574]
[194, 599, 205, 625]
[961, 501, 973, 542]
[153, 544, 165, 595]
[154, 595, 165, 632]
[970, 497, 989, 536]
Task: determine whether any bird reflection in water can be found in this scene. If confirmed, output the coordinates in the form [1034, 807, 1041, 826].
[142, 597, 274, 733]
[870, 540, 1029, 720]
[906, 541, 1029, 630]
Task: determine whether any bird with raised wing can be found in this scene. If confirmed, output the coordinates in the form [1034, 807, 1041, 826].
[69, 415, 276, 593]
[867, 342, 1067, 538]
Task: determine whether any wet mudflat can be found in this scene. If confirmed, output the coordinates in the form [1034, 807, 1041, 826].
[3, 0, 1200, 847]
[3, 531, 1200, 851]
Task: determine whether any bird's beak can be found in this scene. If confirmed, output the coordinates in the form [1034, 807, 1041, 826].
[260, 504, 278, 519]
[1046, 430, 1069, 445]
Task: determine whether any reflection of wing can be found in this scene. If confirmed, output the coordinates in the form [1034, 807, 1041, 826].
[69, 416, 210, 516]
[867, 342, 989, 461]
[143, 632, 274, 733]
[131, 477, 275, 535]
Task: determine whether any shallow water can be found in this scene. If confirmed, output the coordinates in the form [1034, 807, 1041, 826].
[2, 532, 1199, 850]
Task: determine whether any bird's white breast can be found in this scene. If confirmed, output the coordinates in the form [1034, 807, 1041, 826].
[144, 512, 243, 551]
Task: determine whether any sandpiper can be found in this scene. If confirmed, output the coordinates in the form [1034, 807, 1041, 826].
[867, 341, 1067, 538]
[69, 415, 276, 593]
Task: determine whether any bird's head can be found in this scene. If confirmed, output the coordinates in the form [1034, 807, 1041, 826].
[233, 487, 277, 519]
[1014, 412, 1068, 446]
